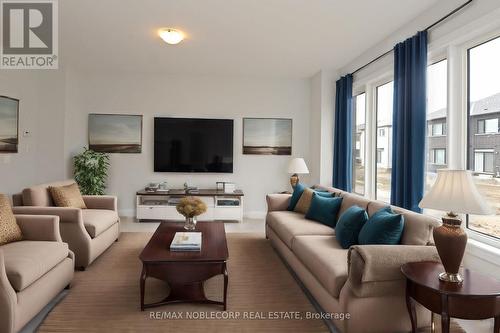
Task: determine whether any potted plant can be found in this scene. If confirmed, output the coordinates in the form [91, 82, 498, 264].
[176, 197, 207, 230]
[74, 148, 110, 195]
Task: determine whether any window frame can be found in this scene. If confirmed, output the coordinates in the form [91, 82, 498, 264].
[465, 33, 500, 241]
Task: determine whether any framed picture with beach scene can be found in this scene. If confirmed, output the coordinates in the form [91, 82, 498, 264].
[243, 118, 292, 155]
[0, 96, 19, 153]
[88, 114, 143, 153]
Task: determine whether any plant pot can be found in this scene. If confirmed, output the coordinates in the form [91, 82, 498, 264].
[183, 216, 197, 231]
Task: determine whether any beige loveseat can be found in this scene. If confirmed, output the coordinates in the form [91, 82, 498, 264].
[266, 185, 441, 333]
[0, 214, 74, 333]
[12, 180, 120, 269]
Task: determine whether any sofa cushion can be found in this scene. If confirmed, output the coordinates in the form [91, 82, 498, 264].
[82, 209, 119, 238]
[337, 193, 372, 223]
[294, 188, 314, 214]
[305, 195, 342, 228]
[49, 183, 87, 209]
[292, 235, 348, 298]
[368, 201, 439, 245]
[287, 183, 306, 211]
[22, 179, 77, 207]
[335, 205, 368, 249]
[266, 211, 335, 248]
[0, 194, 22, 246]
[2, 240, 69, 291]
[359, 206, 404, 245]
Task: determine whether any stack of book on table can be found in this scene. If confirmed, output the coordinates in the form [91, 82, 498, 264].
[170, 232, 202, 251]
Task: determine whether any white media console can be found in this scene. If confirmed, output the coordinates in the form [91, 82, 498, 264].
[136, 189, 244, 222]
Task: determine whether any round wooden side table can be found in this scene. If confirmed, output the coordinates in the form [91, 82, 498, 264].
[401, 261, 500, 333]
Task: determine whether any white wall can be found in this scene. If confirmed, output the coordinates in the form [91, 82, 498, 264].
[0, 71, 66, 196]
[64, 72, 311, 217]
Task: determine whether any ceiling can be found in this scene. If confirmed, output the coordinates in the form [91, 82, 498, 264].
[61, 0, 439, 78]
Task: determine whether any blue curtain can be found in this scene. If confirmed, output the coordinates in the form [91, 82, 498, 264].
[391, 31, 428, 212]
[333, 74, 353, 192]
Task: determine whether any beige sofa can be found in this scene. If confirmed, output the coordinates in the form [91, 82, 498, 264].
[12, 180, 120, 270]
[0, 214, 74, 333]
[266, 185, 441, 333]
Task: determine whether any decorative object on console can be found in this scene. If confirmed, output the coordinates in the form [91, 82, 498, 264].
[223, 182, 236, 193]
[243, 118, 292, 155]
[0, 96, 19, 153]
[74, 147, 110, 195]
[88, 114, 143, 153]
[176, 196, 208, 230]
[287, 157, 309, 188]
[419, 169, 493, 283]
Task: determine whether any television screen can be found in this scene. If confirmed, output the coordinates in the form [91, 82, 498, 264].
[154, 118, 234, 173]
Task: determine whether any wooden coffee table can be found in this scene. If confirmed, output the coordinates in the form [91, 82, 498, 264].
[402, 261, 500, 333]
[139, 221, 229, 311]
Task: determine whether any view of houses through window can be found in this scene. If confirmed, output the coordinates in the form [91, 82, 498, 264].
[353, 93, 366, 195]
[375, 81, 393, 203]
[467, 36, 500, 238]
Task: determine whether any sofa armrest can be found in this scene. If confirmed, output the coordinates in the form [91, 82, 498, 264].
[0, 249, 16, 333]
[12, 206, 82, 224]
[82, 195, 117, 211]
[266, 194, 291, 212]
[347, 244, 439, 297]
[15, 215, 62, 242]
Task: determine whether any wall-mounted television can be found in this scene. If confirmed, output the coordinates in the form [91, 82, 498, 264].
[154, 117, 234, 173]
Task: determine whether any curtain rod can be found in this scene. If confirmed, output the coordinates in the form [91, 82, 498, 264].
[351, 0, 473, 75]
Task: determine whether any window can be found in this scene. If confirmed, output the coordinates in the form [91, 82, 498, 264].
[425, 59, 448, 219]
[430, 148, 446, 165]
[353, 93, 366, 195]
[375, 81, 393, 203]
[467, 36, 500, 239]
[477, 118, 499, 134]
[428, 122, 446, 136]
[378, 128, 385, 137]
[474, 149, 495, 173]
[376, 149, 383, 164]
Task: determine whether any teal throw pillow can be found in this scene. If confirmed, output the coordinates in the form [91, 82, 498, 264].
[358, 206, 404, 245]
[305, 194, 343, 228]
[288, 183, 306, 211]
[335, 205, 368, 249]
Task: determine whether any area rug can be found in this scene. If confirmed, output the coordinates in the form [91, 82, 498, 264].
[38, 232, 466, 333]
[38, 232, 329, 332]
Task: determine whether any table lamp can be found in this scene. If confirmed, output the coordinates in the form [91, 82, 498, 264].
[419, 169, 493, 283]
[287, 158, 309, 188]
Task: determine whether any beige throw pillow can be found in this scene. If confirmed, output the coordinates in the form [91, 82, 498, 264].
[49, 183, 87, 209]
[0, 194, 22, 245]
[294, 188, 315, 214]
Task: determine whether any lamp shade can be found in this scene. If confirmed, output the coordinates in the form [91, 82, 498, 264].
[288, 158, 309, 174]
[419, 169, 493, 215]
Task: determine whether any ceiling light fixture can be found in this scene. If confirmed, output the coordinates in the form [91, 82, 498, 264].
[158, 28, 184, 45]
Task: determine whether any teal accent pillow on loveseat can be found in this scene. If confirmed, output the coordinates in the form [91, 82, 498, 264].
[305, 194, 342, 228]
[358, 206, 404, 245]
[335, 205, 368, 249]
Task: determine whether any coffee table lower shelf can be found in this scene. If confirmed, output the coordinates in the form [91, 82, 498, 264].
[140, 261, 228, 311]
